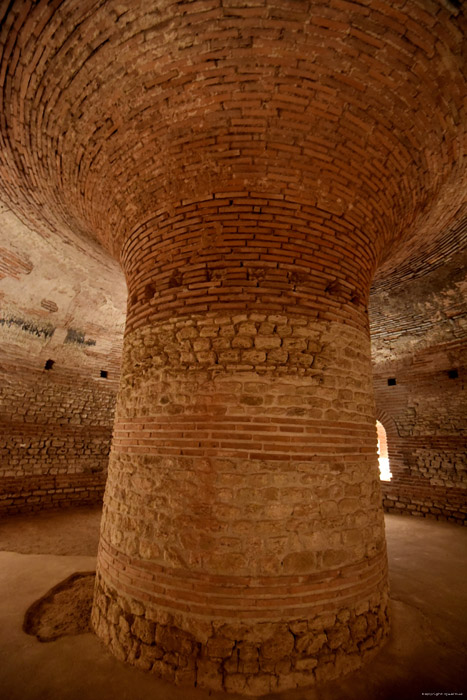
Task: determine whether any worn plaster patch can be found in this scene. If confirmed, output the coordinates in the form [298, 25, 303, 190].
[23, 571, 95, 642]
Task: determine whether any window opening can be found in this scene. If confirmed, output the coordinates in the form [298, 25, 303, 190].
[376, 420, 392, 481]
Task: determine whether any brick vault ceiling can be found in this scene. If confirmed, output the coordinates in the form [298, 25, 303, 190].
[0, 0, 465, 354]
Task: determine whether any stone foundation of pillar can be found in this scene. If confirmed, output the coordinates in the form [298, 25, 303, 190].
[92, 308, 389, 695]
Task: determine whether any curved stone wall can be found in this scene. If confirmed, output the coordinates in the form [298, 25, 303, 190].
[0, 201, 126, 514]
[371, 250, 467, 524]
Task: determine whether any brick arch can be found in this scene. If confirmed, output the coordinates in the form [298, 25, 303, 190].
[375, 408, 399, 438]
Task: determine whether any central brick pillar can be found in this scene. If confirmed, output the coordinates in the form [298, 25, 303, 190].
[92, 200, 389, 695]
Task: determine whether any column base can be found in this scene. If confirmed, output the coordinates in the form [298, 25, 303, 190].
[92, 571, 389, 696]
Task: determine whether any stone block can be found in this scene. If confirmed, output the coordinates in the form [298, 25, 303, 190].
[241, 349, 266, 364]
[254, 335, 281, 350]
[196, 658, 223, 691]
[152, 659, 175, 683]
[245, 673, 277, 695]
[295, 656, 318, 672]
[224, 673, 247, 694]
[282, 550, 317, 573]
[132, 616, 156, 645]
[206, 636, 235, 659]
[261, 628, 294, 660]
[237, 322, 257, 336]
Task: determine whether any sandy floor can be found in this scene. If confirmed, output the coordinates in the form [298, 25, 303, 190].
[0, 505, 102, 555]
[0, 508, 466, 700]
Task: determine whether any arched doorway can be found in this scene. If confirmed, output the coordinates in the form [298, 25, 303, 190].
[376, 420, 392, 481]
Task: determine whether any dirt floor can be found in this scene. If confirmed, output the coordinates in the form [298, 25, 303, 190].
[0, 506, 102, 555]
[0, 507, 466, 700]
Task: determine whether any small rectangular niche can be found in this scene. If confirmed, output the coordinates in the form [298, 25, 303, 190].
[44, 359, 54, 370]
[387, 378, 396, 386]
[100, 370, 108, 378]
[448, 369, 458, 379]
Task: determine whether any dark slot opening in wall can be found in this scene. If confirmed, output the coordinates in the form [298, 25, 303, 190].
[387, 378, 396, 386]
[448, 369, 458, 379]
[100, 370, 108, 378]
[44, 359, 54, 370]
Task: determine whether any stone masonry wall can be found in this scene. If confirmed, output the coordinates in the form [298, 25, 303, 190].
[0, 197, 126, 515]
[370, 247, 467, 525]
[373, 344, 466, 525]
[0, 366, 118, 514]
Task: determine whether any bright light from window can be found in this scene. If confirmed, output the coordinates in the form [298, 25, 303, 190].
[376, 421, 392, 481]
[378, 453, 392, 481]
